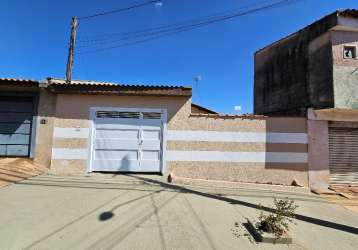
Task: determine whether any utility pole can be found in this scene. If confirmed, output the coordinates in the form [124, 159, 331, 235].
[65, 16, 78, 83]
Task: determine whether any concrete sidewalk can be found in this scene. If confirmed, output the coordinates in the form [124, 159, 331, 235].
[0, 158, 45, 188]
[0, 174, 357, 250]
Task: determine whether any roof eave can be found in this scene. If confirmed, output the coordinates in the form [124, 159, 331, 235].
[47, 84, 192, 97]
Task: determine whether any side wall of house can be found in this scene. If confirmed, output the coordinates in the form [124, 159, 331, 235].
[331, 30, 358, 109]
[167, 116, 308, 186]
[254, 13, 339, 116]
[308, 32, 334, 108]
[254, 33, 310, 115]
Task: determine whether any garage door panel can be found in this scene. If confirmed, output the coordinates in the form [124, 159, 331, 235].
[95, 139, 139, 150]
[140, 160, 161, 172]
[6, 145, 29, 156]
[0, 113, 32, 123]
[0, 145, 5, 156]
[91, 109, 164, 173]
[140, 119, 162, 126]
[96, 123, 141, 130]
[141, 141, 161, 150]
[142, 130, 160, 140]
[96, 129, 139, 139]
[0, 102, 33, 112]
[142, 150, 160, 160]
[95, 150, 138, 160]
[92, 159, 140, 172]
[0, 97, 34, 157]
[95, 118, 142, 126]
[0, 123, 31, 134]
[0, 134, 30, 144]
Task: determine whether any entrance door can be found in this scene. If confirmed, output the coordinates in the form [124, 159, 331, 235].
[329, 127, 358, 186]
[90, 108, 164, 172]
[0, 96, 34, 157]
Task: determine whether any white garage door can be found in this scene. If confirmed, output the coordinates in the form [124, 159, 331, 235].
[90, 108, 165, 173]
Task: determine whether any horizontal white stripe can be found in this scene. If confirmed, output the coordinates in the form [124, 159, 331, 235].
[52, 148, 88, 160]
[166, 151, 308, 163]
[53, 127, 89, 139]
[167, 130, 307, 144]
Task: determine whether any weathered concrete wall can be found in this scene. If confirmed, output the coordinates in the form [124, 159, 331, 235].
[254, 32, 310, 115]
[254, 32, 336, 115]
[331, 30, 358, 109]
[254, 12, 339, 115]
[308, 32, 334, 108]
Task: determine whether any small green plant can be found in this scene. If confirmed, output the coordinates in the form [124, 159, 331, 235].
[257, 198, 298, 238]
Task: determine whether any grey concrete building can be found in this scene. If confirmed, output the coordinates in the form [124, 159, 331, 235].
[254, 10, 358, 189]
[254, 9, 358, 116]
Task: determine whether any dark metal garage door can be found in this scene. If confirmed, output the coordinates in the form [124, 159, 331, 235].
[0, 96, 34, 157]
[329, 127, 358, 186]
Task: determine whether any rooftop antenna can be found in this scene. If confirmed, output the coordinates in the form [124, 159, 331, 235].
[193, 75, 202, 88]
[193, 75, 203, 103]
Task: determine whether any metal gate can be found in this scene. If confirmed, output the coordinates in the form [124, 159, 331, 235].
[89, 108, 165, 172]
[329, 127, 358, 186]
[0, 96, 34, 157]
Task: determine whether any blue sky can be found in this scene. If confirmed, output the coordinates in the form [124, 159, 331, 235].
[0, 0, 357, 114]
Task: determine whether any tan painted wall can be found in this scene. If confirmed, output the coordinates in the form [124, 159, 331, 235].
[167, 162, 308, 186]
[33, 90, 57, 167]
[307, 120, 330, 189]
[167, 116, 308, 186]
[54, 94, 191, 128]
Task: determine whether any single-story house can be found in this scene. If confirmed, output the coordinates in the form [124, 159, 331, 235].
[0, 77, 308, 187]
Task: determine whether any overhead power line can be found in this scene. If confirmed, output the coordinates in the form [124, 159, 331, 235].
[77, 0, 277, 43]
[77, 0, 302, 54]
[78, 0, 162, 20]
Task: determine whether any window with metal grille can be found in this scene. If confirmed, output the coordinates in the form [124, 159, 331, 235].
[96, 111, 140, 119]
[142, 112, 161, 119]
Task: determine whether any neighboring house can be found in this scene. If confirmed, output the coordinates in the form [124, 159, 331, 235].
[191, 103, 218, 114]
[254, 9, 358, 188]
[254, 9, 358, 116]
[0, 77, 308, 187]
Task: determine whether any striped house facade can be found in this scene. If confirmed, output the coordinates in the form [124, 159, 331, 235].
[50, 105, 308, 186]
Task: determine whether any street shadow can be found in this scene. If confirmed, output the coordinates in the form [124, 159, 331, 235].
[86, 192, 180, 250]
[127, 174, 358, 235]
[99, 211, 114, 221]
[24, 188, 165, 249]
[16, 176, 329, 203]
[98, 189, 163, 221]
